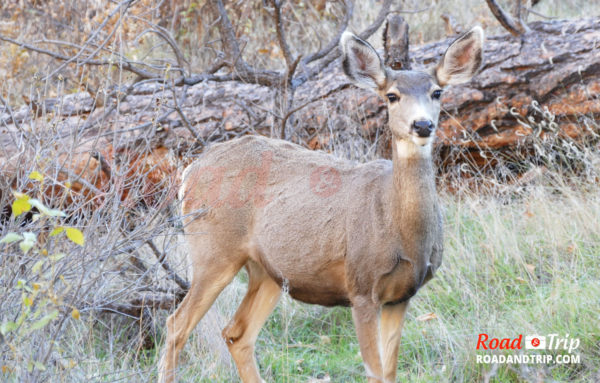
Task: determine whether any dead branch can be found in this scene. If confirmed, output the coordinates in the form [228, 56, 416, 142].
[45, 0, 135, 81]
[132, 17, 189, 76]
[146, 239, 190, 292]
[302, 0, 354, 65]
[210, 0, 282, 87]
[485, 0, 530, 36]
[91, 151, 113, 179]
[268, 0, 295, 70]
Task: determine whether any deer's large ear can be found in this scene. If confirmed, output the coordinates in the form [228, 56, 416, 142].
[435, 26, 484, 87]
[340, 31, 386, 91]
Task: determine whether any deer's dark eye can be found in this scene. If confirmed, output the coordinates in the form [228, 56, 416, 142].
[431, 89, 443, 100]
[386, 93, 399, 103]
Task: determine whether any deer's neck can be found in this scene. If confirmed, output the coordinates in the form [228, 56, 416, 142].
[390, 139, 437, 258]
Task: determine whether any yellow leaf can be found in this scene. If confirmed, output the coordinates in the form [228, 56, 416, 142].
[65, 228, 84, 246]
[28, 171, 44, 182]
[71, 309, 80, 320]
[49, 227, 64, 237]
[12, 197, 31, 216]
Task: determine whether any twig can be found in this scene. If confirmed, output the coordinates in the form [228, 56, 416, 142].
[0, 93, 21, 131]
[45, 0, 135, 81]
[485, 0, 530, 36]
[296, 0, 392, 88]
[146, 239, 190, 292]
[392, 2, 434, 14]
[0, 34, 159, 80]
[525, 7, 557, 20]
[168, 83, 204, 145]
[211, 0, 282, 87]
[269, 0, 294, 69]
[91, 151, 113, 179]
[132, 16, 190, 76]
[358, 0, 394, 41]
[281, 83, 352, 131]
[302, 0, 354, 65]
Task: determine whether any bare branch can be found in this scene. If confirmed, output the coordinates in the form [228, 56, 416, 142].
[211, 0, 282, 87]
[146, 239, 190, 292]
[302, 0, 354, 65]
[393, 2, 434, 14]
[485, 0, 530, 36]
[0, 93, 21, 132]
[91, 151, 113, 179]
[358, 0, 394, 41]
[98, 293, 183, 318]
[280, 83, 352, 132]
[525, 6, 557, 20]
[132, 17, 190, 76]
[168, 83, 204, 145]
[45, 0, 135, 80]
[292, 0, 392, 89]
[269, 0, 294, 69]
[0, 34, 160, 80]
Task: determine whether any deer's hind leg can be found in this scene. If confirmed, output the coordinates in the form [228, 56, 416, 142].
[158, 241, 246, 383]
[222, 260, 282, 383]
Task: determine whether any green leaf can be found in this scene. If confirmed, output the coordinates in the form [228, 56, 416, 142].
[19, 232, 37, 254]
[12, 197, 31, 216]
[49, 227, 64, 237]
[0, 232, 22, 244]
[32, 361, 46, 371]
[49, 253, 66, 262]
[19, 239, 35, 254]
[65, 227, 84, 246]
[23, 296, 33, 307]
[0, 321, 18, 335]
[28, 199, 66, 217]
[29, 310, 58, 331]
[47, 208, 66, 217]
[28, 199, 50, 215]
[32, 260, 45, 274]
[28, 171, 44, 182]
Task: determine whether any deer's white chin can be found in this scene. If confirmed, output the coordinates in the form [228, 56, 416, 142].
[411, 135, 433, 146]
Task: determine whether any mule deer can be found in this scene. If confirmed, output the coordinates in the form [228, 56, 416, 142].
[159, 27, 483, 382]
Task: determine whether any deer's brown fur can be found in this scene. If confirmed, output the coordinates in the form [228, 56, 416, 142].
[159, 26, 483, 383]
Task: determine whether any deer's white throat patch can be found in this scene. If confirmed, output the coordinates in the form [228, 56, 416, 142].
[395, 139, 432, 158]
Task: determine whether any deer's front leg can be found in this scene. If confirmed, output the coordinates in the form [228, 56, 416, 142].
[352, 296, 383, 382]
[380, 301, 409, 382]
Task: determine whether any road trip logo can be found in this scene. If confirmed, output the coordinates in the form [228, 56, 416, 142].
[476, 333, 581, 364]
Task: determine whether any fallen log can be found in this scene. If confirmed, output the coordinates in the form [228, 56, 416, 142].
[1, 17, 599, 203]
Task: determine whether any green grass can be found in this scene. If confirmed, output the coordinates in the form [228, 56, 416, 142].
[142, 184, 599, 383]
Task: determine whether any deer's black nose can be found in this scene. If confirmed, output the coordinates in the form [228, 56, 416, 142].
[412, 120, 434, 137]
